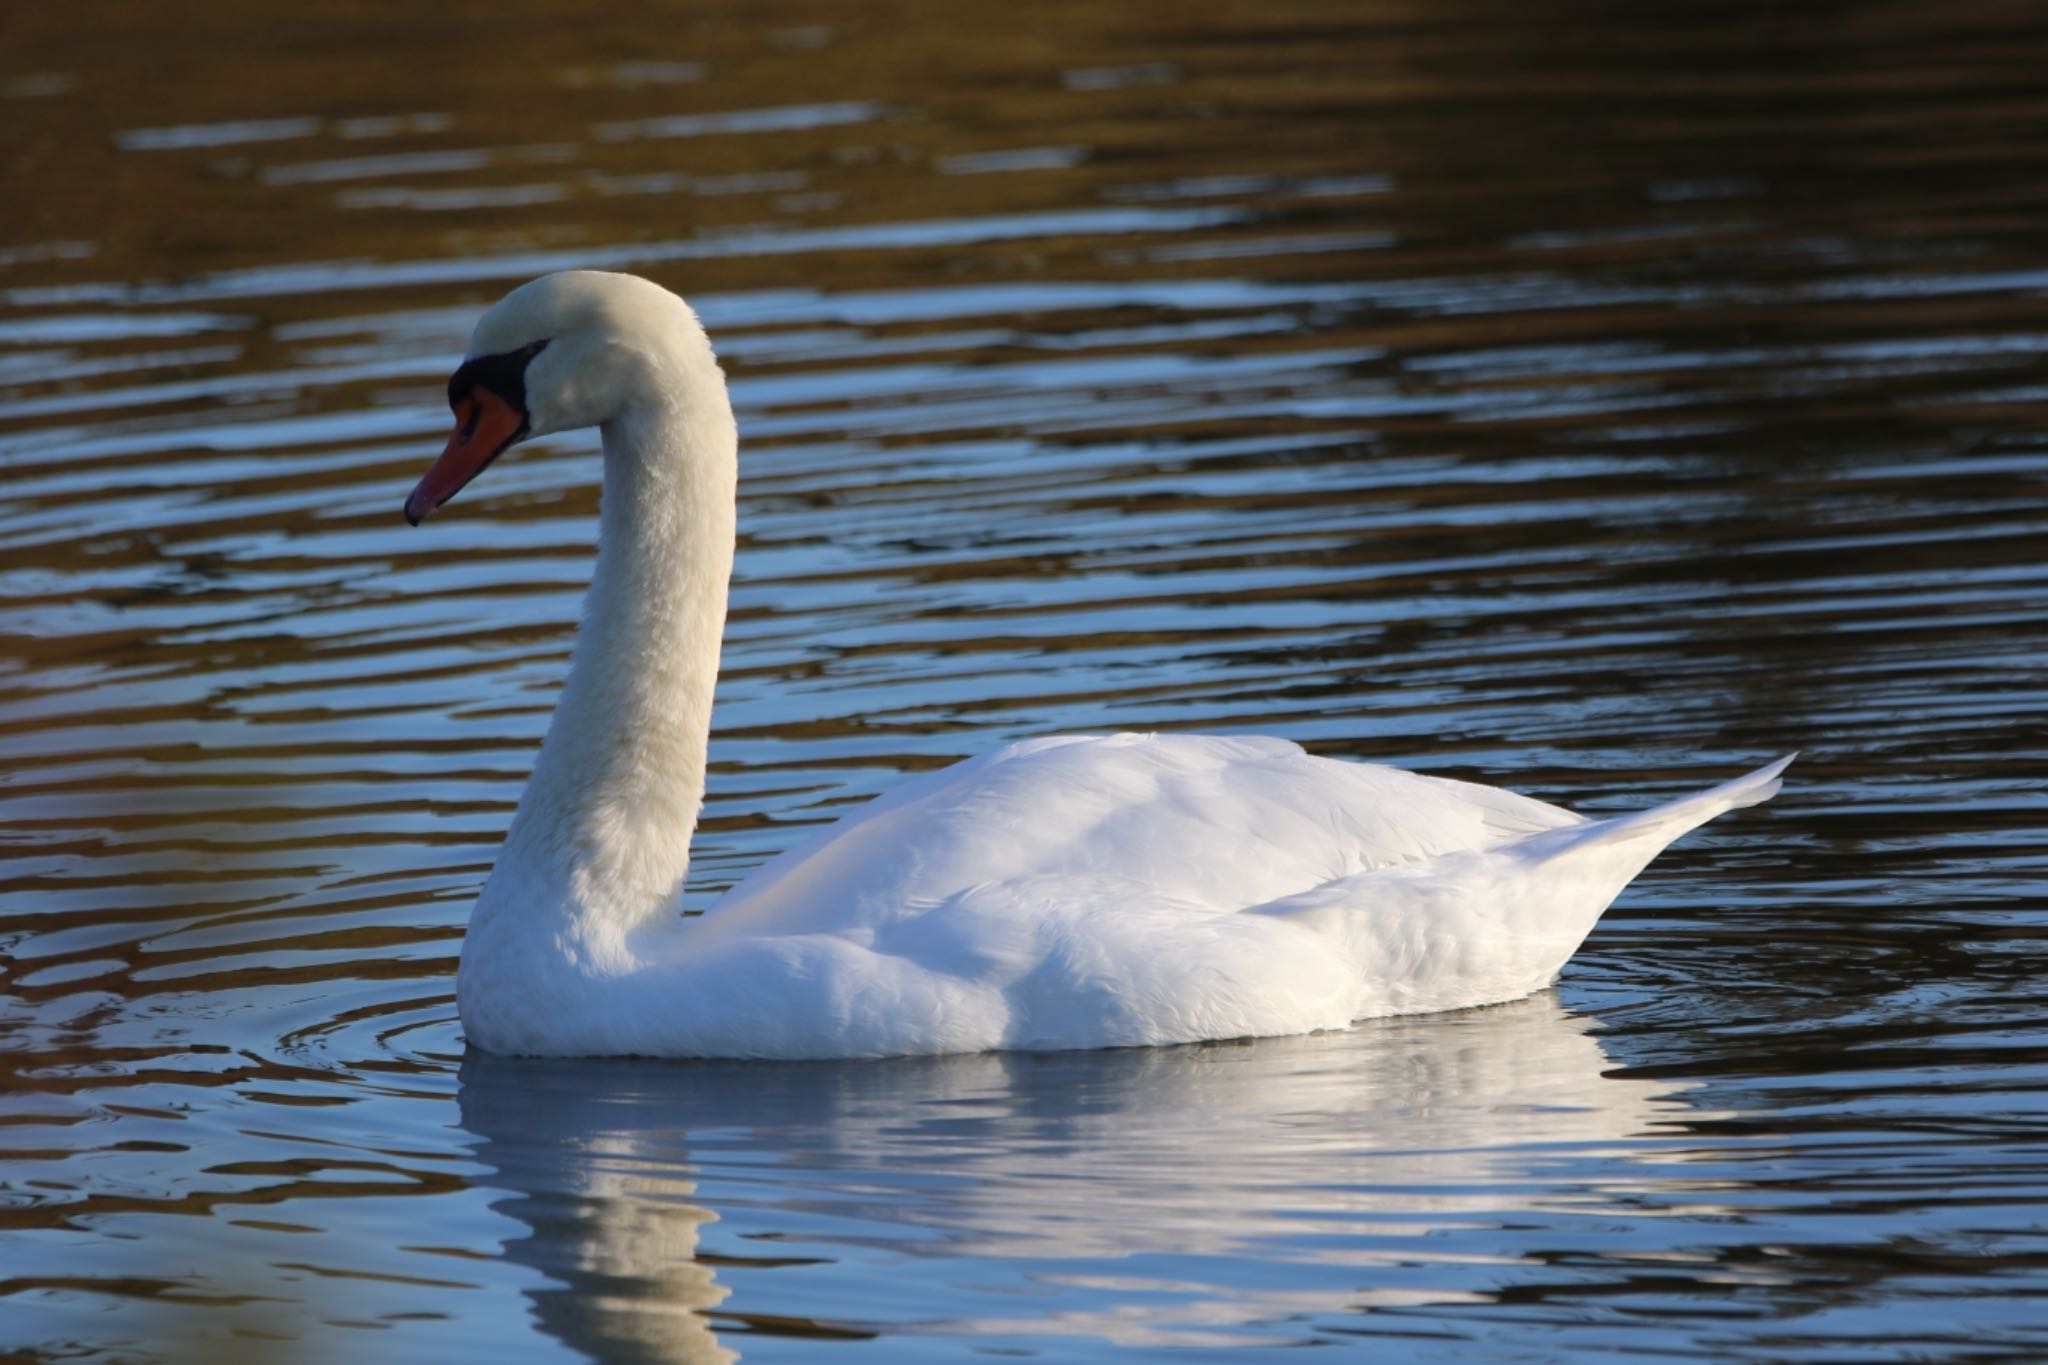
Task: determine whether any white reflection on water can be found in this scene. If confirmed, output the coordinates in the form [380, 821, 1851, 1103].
[457, 993, 1702, 1356]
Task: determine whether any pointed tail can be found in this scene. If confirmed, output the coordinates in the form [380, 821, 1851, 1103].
[1247, 753, 1794, 1019]
[1490, 749, 1796, 963]
[1528, 751, 1796, 861]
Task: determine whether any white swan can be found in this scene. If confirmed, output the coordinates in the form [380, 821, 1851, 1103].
[407, 270, 1790, 1059]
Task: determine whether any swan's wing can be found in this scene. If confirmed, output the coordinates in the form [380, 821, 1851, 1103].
[698, 733, 1582, 940]
[1418, 769, 1589, 843]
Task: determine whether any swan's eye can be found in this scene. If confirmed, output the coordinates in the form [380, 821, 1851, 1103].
[446, 339, 550, 417]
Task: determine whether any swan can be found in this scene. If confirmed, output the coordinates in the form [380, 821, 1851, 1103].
[406, 269, 1790, 1059]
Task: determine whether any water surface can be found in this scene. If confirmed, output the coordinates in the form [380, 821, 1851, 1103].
[5, 0, 2048, 1359]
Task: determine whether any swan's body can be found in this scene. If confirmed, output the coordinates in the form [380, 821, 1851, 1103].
[410, 271, 1789, 1060]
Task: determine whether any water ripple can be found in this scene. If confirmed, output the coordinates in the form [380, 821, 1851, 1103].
[5, 0, 2048, 1359]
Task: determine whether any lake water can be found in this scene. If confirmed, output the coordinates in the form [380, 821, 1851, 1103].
[5, 0, 2048, 1359]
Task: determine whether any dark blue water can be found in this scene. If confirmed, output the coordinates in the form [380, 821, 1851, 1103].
[4, 0, 2048, 1359]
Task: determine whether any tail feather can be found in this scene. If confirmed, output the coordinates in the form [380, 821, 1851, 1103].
[1509, 752, 1795, 876]
[1246, 753, 1793, 1019]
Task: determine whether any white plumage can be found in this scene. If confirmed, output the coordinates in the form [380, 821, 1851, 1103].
[409, 271, 1790, 1060]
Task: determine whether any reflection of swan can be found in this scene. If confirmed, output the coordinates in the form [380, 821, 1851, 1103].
[457, 994, 1701, 1353]
[465, 1112, 735, 1365]
[410, 270, 1790, 1059]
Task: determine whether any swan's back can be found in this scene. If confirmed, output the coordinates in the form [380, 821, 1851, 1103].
[699, 733, 1583, 942]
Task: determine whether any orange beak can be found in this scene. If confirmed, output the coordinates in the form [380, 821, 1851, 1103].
[405, 387, 527, 525]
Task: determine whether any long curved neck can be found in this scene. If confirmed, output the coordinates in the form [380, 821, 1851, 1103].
[472, 353, 737, 969]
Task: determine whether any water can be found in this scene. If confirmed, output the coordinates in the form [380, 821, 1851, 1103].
[4, 0, 2048, 1359]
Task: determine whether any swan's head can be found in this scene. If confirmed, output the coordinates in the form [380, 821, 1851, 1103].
[405, 270, 705, 525]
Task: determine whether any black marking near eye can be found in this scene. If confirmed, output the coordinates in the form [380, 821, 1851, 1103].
[447, 339, 549, 416]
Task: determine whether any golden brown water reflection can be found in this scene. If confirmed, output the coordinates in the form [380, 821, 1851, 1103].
[4, 0, 2048, 1359]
